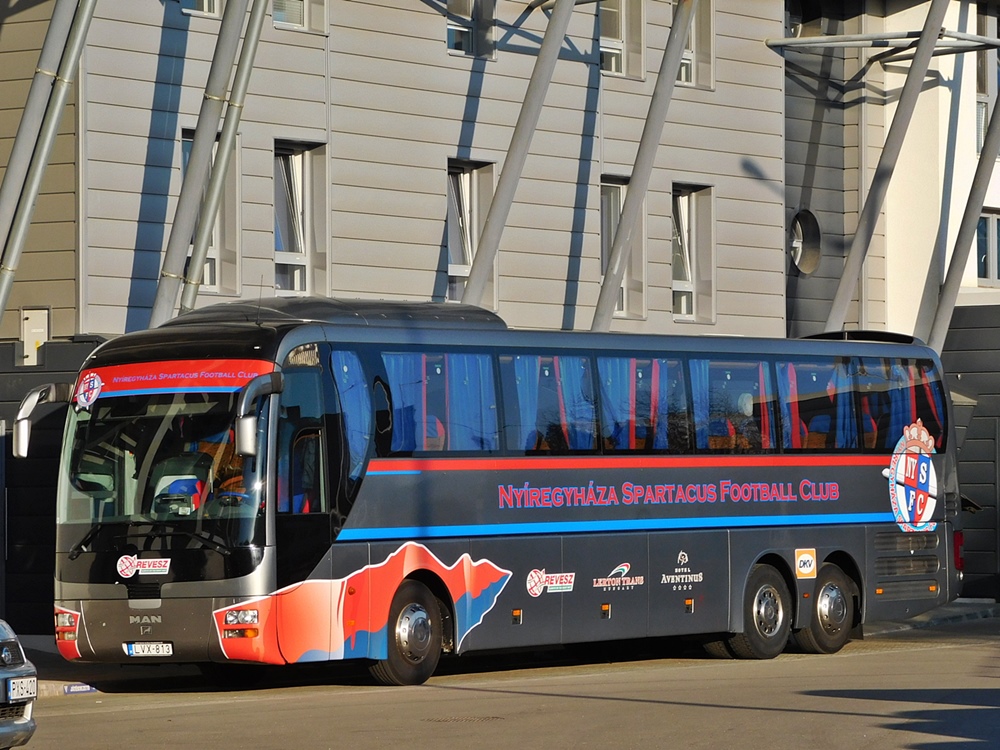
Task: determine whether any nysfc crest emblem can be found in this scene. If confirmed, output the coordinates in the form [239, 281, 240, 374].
[883, 420, 938, 533]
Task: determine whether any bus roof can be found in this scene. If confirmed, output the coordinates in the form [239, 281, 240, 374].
[160, 297, 507, 331]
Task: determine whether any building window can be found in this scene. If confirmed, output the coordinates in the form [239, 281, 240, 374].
[600, 177, 645, 317]
[977, 2, 997, 152]
[181, 130, 239, 295]
[977, 213, 1000, 286]
[677, 0, 714, 88]
[447, 0, 495, 59]
[672, 183, 714, 322]
[274, 141, 327, 295]
[181, 0, 220, 15]
[273, 0, 324, 32]
[599, 0, 643, 79]
[789, 209, 821, 275]
[446, 159, 494, 304]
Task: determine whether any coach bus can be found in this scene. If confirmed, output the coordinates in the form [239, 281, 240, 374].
[13, 298, 963, 685]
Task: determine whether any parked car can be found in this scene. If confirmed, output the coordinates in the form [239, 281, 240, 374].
[0, 621, 36, 749]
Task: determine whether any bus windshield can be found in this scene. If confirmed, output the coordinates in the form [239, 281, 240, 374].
[58, 391, 265, 549]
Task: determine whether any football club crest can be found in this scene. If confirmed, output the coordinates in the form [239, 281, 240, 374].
[75, 371, 104, 410]
[883, 419, 938, 533]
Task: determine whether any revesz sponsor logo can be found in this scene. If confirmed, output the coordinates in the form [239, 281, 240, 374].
[116, 555, 170, 579]
[526, 569, 576, 597]
[593, 562, 645, 590]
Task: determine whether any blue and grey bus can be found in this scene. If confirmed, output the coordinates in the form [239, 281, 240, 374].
[14, 298, 963, 685]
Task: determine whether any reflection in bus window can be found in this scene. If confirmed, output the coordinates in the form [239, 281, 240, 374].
[597, 357, 690, 452]
[331, 350, 371, 481]
[856, 358, 946, 451]
[776, 358, 857, 451]
[500, 354, 596, 453]
[381, 351, 498, 454]
[277, 361, 329, 514]
[690, 359, 775, 452]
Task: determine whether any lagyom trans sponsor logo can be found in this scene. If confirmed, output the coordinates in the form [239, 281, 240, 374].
[75, 372, 103, 409]
[660, 550, 704, 591]
[116, 555, 171, 579]
[593, 562, 644, 591]
[883, 420, 938, 533]
[526, 568, 575, 597]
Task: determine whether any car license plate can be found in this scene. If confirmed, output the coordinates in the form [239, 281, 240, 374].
[124, 642, 173, 657]
[7, 677, 36, 702]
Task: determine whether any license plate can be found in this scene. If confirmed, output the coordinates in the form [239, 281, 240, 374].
[7, 677, 36, 702]
[124, 641, 173, 657]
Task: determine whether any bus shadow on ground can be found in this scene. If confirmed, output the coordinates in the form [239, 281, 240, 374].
[28, 635, 718, 695]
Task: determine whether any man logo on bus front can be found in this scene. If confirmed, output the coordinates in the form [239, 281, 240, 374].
[883, 419, 938, 533]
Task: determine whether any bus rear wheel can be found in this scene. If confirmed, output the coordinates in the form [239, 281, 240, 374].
[727, 564, 791, 660]
[369, 580, 443, 686]
[793, 563, 853, 654]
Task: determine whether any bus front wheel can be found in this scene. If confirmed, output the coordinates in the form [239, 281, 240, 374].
[370, 580, 443, 686]
[727, 564, 791, 659]
[793, 563, 853, 654]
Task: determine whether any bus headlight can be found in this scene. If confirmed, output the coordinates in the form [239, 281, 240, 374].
[224, 609, 258, 626]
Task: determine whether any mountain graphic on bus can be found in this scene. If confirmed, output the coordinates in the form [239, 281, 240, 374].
[215, 542, 511, 664]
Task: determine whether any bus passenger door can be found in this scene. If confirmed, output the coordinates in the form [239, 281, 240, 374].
[274, 357, 336, 664]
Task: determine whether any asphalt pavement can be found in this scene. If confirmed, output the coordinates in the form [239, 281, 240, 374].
[21, 597, 1000, 699]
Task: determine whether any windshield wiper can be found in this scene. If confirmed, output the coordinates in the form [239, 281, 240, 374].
[68, 523, 102, 560]
[124, 528, 232, 556]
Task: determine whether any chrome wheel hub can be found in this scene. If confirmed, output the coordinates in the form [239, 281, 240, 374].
[816, 582, 848, 635]
[754, 584, 784, 637]
[395, 602, 432, 663]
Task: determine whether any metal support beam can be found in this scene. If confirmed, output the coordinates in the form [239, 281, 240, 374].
[0, 0, 77, 263]
[823, 0, 949, 333]
[179, 0, 267, 315]
[927, 91, 1000, 353]
[461, 0, 576, 308]
[148, 0, 251, 328]
[0, 0, 98, 323]
[591, 0, 696, 331]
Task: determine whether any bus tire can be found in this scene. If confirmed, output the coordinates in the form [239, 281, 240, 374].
[702, 638, 735, 659]
[369, 580, 442, 686]
[727, 564, 791, 660]
[793, 563, 853, 654]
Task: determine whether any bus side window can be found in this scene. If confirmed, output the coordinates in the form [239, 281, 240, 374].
[499, 353, 596, 454]
[857, 357, 915, 452]
[597, 356, 689, 453]
[691, 358, 774, 453]
[442, 353, 499, 452]
[287, 430, 321, 513]
[381, 351, 498, 454]
[914, 360, 946, 449]
[330, 350, 372, 484]
[277, 352, 330, 514]
[777, 359, 855, 451]
[381, 352, 424, 453]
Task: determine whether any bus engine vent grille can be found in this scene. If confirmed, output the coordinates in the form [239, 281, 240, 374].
[126, 582, 161, 600]
[874, 532, 939, 552]
[874, 556, 940, 576]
